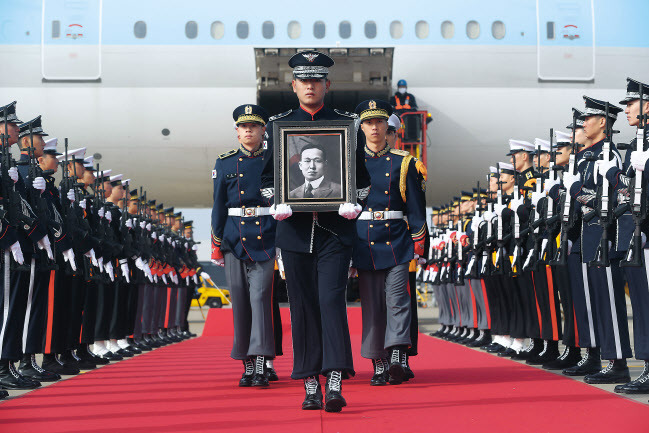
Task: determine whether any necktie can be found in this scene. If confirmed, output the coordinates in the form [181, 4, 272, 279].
[304, 183, 313, 198]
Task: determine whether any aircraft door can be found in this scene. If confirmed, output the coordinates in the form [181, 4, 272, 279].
[536, 0, 595, 81]
[41, 0, 102, 80]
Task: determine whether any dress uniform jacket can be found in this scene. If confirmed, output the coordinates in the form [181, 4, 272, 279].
[212, 145, 276, 262]
[260, 105, 371, 253]
[353, 146, 427, 271]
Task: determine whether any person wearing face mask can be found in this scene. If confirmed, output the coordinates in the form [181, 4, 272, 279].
[389, 79, 418, 115]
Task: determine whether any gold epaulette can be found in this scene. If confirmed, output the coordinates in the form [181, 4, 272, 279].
[218, 149, 238, 159]
[399, 154, 414, 203]
[390, 148, 411, 157]
[415, 159, 428, 181]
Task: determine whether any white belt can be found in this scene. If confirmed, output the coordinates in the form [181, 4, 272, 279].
[358, 210, 404, 221]
[228, 207, 271, 217]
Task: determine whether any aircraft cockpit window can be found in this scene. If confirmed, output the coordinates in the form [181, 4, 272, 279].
[441, 20, 454, 39]
[415, 20, 429, 39]
[390, 21, 403, 39]
[365, 21, 377, 39]
[185, 21, 198, 39]
[211, 21, 225, 39]
[237, 21, 249, 39]
[466, 20, 480, 39]
[492, 21, 505, 39]
[314, 21, 326, 39]
[263, 21, 274, 39]
[134, 21, 147, 39]
[288, 21, 301, 39]
[339, 21, 351, 39]
[51, 20, 61, 39]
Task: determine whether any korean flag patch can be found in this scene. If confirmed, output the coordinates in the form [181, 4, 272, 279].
[212, 170, 217, 179]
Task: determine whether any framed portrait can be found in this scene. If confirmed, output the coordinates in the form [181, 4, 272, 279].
[273, 120, 357, 212]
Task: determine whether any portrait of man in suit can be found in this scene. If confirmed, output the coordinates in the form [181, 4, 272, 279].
[289, 143, 342, 199]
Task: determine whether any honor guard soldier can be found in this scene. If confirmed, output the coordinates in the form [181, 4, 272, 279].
[260, 50, 371, 412]
[562, 96, 630, 384]
[352, 100, 427, 386]
[211, 104, 277, 388]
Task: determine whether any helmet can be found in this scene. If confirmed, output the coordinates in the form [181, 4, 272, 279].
[397, 79, 407, 87]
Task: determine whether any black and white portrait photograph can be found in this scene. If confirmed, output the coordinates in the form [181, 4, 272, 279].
[287, 134, 343, 199]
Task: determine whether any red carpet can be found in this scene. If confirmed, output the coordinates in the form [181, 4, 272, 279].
[1, 308, 648, 433]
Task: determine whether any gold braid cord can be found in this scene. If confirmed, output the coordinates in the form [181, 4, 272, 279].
[399, 155, 414, 203]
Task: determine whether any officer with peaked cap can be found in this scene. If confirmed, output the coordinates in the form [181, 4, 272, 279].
[562, 96, 631, 384]
[351, 100, 427, 386]
[212, 104, 277, 388]
[259, 50, 371, 412]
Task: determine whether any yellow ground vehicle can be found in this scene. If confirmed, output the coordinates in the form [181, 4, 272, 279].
[191, 276, 231, 309]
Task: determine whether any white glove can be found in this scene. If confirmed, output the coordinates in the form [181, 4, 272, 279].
[151, 231, 157, 240]
[32, 176, 46, 193]
[494, 203, 507, 217]
[9, 241, 24, 265]
[84, 248, 98, 267]
[153, 275, 158, 283]
[211, 258, 225, 267]
[125, 219, 133, 229]
[144, 263, 153, 282]
[146, 223, 152, 231]
[594, 158, 618, 179]
[162, 274, 168, 284]
[62, 248, 77, 271]
[135, 256, 144, 270]
[543, 177, 560, 193]
[105, 211, 112, 222]
[120, 261, 130, 283]
[417, 256, 426, 265]
[261, 188, 274, 199]
[510, 197, 524, 213]
[97, 256, 104, 272]
[105, 261, 114, 282]
[531, 191, 545, 208]
[139, 221, 146, 229]
[37, 235, 54, 260]
[7, 166, 18, 183]
[98, 207, 105, 218]
[567, 240, 573, 255]
[186, 276, 190, 285]
[631, 150, 649, 172]
[483, 210, 495, 222]
[470, 215, 484, 232]
[79, 199, 86, 209]
[159, 234, 165, 243]
[171, 273, 178, 285]
[200, 271, 211, 281]
[66, 189, 76, 202]
[270, 203, 293, 221]
[193, 274, 198, 284]
[338, 203, 362, 220]
[192, 244, 198, 251]
[563, 171, 581, 190]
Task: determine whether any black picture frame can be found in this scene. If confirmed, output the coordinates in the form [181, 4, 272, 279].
[273, 120, 356, 212]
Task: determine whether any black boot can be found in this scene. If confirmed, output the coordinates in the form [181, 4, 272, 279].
[370, 359, 388, 386]
[42, 354, 79, 376]
[615, 361, 649, 394]
[430, 325, 447, 337]
[563, 347, 602, 376]
[62, 349, 96, 370]
[302, 376, 323, 410]
[402, 352, 414, 381]
[18, 354, 61, 382]
[0, 360, 41, 390]
[388, 346, 406, 385]
[543, 346, 581, 370]
[239, 358, 254, 387]
[527, 340, 560, 365]
[467, 330, 486, 347]
[264, 360, 279, 382]
[251, 356, 269, 387]
[0, 390, 7, 399]
[585, 359, 631, 384]
[324, 370, 346, 413]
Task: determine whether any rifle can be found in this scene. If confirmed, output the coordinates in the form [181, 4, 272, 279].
[466, 182, 481, 279]
[590, 102, 618, 267]
[480, 174, 495, 276]
[455, 195, 465, 285]
[510, 153, 523, 275]
[621, 87, 648, 267]
[493, 163, 508, 275]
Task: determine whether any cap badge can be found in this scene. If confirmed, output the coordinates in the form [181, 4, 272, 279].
[368, 100, 377, 109]
[244, 105, 252, 114]
[302, 53, 319, 63]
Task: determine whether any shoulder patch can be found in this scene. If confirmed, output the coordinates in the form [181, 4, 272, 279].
[389, 148, 411, 157]
[269, 109, 293, 122]
[218, 149, 238, 160]
[334, 109, 358, 119]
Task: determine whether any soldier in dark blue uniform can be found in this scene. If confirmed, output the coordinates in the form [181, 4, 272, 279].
[351, 100, 427, 386]
[0, 106, 49, 391]
[562, 96, 631, 384]
[211, 104, 277, 388]
[260, 51, 371, 412]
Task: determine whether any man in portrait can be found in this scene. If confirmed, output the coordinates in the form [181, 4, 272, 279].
[289, 143, 342, 199]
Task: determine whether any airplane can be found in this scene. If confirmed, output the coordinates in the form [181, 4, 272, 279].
[1, 0, 647, 257]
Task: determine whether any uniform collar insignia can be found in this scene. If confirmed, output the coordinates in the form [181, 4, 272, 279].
[364, 144, 390, 158]
[303, 53, 319, 62]
[240, 144, 263, 157]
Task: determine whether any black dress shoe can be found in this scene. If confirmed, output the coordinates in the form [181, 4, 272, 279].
[18, 355, 61, 382]
[543, 346, 581, 370]
[144, 334, 162, 348]
[0, 390, 7, 399]
[78, 345, 109, 365]
[100, 351, 123, 361]
[615, 362, 649, 394]
[388, 347, 406, 385]
[585, 359, 631, 384]
[61, 350, 96, 370]
[486, 343, 505, 353]
[498, 348, 516, 357]
[114, 348, 134, 358]
[251, 373, 269, 387]
[42, 354, 80, 375]
[239, 358, 254, 387]
[302, 376, 323, 410]
[563, 347, 601, 376]
[400, 352, 414, 382]
[0, 362, 41, 390]
[324, 371, 346, 413]
[265, 365, 279, 382]
[370, 359, 388, 386]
